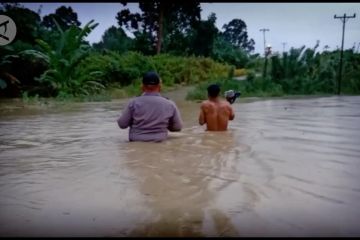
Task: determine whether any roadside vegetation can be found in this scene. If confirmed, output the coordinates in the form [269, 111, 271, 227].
[0, 2, 359, 104]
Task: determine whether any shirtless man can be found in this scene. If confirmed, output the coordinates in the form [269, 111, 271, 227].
[198, 84, 235, 131]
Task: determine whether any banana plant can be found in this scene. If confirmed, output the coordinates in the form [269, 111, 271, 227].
[0, 45, 21, 90]
[21, 18, 104, 97]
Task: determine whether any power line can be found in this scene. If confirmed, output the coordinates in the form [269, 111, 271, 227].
[334, 13, 356, 95]
[282, 42, 287, 53]
[259, 28, 269, 56]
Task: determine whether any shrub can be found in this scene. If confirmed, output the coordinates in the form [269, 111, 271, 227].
[234, 68, 247, 77]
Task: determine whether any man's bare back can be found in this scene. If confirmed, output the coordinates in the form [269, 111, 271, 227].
[199, 99, 235, 131]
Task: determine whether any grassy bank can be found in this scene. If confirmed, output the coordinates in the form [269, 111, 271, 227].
[3, 82, 185, 109]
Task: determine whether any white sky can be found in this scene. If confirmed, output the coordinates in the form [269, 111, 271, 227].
[22, 2, 360, 54]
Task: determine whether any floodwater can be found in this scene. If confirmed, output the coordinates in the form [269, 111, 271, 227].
[0, 92, 360, 237]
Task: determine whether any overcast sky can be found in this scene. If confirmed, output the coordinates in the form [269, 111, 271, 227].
[22, 2, 360, 54]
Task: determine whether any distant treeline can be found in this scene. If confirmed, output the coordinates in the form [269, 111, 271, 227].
[0, 2, 359, 99]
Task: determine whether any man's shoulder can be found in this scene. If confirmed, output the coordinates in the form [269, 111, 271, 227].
[127, 96, 138, 104]
[154, 95, 173, 104]
[201, 100, 211, 106]
[162, 96, 174, 105]
[132, 94, 168, 101]
[138, 94, 169, 100]
[218, 99, 231, 106]
[148, 94, 178, 107]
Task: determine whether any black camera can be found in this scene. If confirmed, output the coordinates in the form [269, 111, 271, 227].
[224, 90, 241, 104]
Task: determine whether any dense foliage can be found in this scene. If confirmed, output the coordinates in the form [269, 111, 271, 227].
[187, 45, 360, 100]
[0, 3, 359, 100]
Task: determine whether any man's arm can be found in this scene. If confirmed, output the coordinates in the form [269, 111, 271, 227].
[117, 101, 133, 129]
[168, 104, 183, 132]
[199, 103, 206, 125]
[229, 104, 235, 121]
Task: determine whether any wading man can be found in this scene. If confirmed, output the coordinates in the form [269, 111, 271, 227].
[117, 71, 183, 142]
[198, 84, 235, 131]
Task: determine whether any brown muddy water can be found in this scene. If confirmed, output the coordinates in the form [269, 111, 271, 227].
[0, 92, 360, 237]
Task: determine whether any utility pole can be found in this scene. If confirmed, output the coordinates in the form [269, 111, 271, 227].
[334, 13, 356, 95]
[259, 28, 269, 56]
[282, 42, 287, 53]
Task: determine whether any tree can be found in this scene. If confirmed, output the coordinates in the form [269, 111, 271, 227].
[116, 1, 201, 54]
[212, 36, 249, 68]
[222, 19, 255, 53]
[132, 31, 156, 55]
[42, 6, 81, 31]
[0, 3, 48, 97]
[0, 3, 42, 44]
[162, 30, 190, 56]
[93, 26, 132, 52]
[188, 13, 219, 57]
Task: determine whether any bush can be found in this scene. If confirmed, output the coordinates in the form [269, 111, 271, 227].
[234, 68, 247, 77]
[268, 45, 360, 95]
[75, 51, 232, 91]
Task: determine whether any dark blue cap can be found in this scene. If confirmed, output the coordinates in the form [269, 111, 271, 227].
[142, 71, 160, 85]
